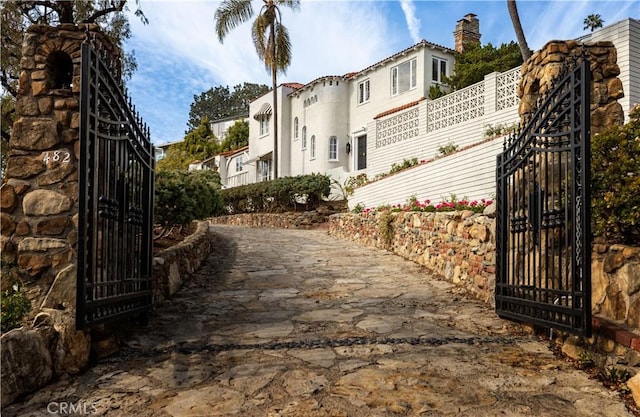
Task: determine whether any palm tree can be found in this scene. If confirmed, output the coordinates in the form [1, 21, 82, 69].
[583, 14, 604, 32]
[507, 0, 532, 62]
[215, 0, 300, 180]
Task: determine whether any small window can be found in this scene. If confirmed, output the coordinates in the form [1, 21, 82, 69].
[260, 117, 270, 136]
[294, 117, 299, 140]
[329, 136, 338, 161]
[302, 126, 307, 149]
[391, 58, 417, 96]
[310, 135, 316, 160]
[236, 157, 243, 172]
[358, 79, 370, 104]
[432, 57, 447, 83]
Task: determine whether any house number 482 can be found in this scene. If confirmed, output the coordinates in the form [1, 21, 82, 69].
[43, 151, 71, 164]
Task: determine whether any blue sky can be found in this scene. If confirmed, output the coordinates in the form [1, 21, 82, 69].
[123, 0, 639, 145]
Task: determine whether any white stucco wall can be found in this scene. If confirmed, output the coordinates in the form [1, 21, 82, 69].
[289, 77, 350, 178]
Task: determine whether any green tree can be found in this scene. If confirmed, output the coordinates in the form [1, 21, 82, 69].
[220, 119, 250, 152]
[215, 0, 300, 180]
[507, 0, 532, 61]
[187, 82, 269, 131]
[0, 1, 147, 171]
[444, 41, 523, 91]
[155, 147, 193, 172]
[583, 14, 604, 32]
[158, 118, 219, 172]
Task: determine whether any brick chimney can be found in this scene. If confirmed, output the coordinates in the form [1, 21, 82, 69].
[454, 13, 481, 53]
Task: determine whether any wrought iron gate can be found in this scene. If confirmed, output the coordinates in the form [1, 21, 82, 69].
[77, 41, 155, 329]
[495, 53, 592, 336]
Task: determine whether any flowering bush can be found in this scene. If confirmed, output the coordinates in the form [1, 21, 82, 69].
[359, 195, 493, 215]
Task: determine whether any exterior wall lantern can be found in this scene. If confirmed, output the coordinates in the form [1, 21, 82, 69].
[346, 142, 351, 154]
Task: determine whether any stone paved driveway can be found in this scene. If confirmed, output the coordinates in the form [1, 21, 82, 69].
[5, 225, 633, 416]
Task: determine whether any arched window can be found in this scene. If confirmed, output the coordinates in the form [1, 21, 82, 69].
[302, 126, 307, 149]
[294, 117, 299, 140]
[329, 136, 338, 161]
[310, 135, 316, 159]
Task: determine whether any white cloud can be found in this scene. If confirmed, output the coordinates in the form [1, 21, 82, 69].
[399, 0, 422, 44]
[125, 0, 398, 143]
[123, 0, 638, 144]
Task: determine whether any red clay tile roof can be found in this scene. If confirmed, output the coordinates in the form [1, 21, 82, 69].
[287, 75, 346, 96]
[373, 97, 426, 120]
[347, 39, 454, 80]
[282, 82, 305, 90]
[219, 145, 248, 157]
[286, 39, 454, 95]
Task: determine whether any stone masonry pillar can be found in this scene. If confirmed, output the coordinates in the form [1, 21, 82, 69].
[518, 40, 625, 133]
[0, 23, 121, 406]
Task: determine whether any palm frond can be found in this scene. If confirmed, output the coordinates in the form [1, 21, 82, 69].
[275, 0, 301, 11]
[251, 13, 270, 64]
[215, 0, 254, 42]
[274, 22, 292, 73]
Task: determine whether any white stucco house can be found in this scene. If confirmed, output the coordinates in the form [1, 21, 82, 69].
[246, 36, 458, 186]
[220, 15, 639, 207]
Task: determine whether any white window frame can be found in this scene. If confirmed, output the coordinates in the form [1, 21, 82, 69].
[258, 159, 271, 182]
[432, 56, 448, 84]
[302, 126, 307, 149]
[358, 79, 370, 104]
[310, 135, 316, 160]
[259, 116, 270, 136]
[235, 156, 243, 172]
[329, 136, 338, 161]
[293, 117, 299, 140]
[391, 58, 417, 96]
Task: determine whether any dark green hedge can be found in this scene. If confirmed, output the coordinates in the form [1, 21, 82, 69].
[591, 106, 640, 244]
[221, 174, 331, 214]
[154, 170, 225, 227]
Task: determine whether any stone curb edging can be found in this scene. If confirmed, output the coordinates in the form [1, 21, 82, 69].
[152, 220, 213, 301]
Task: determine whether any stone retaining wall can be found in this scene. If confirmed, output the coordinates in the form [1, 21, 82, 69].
[153, 221, 213, 301]
[327, 211, 640, 335]
[210, 210, 334, 229]
[328, 210, 497, 303]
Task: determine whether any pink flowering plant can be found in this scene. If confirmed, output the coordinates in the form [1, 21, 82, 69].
[357, 195, 493, 215]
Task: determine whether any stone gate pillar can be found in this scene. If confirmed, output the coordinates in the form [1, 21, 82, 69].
[0, 23, 121, 406]
[518, 40, 625, 132]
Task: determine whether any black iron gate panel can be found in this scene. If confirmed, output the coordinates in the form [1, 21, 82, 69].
[77, 41, 155, 329]
[496, 54, 592, 336]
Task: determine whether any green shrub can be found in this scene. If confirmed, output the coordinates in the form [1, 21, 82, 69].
[351, 202, 365, 213]
[484, 122, 518, 138]
[591, 106, 640, 244]
[390, 157, 419, 174]
[154, 170, 224, 228]
[221, 174, 331, 214]
[1, 260, 31, 332]
[428, 84, 447, 100]
[344, 173, 369, 195]
[437, 141, 459, 156]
